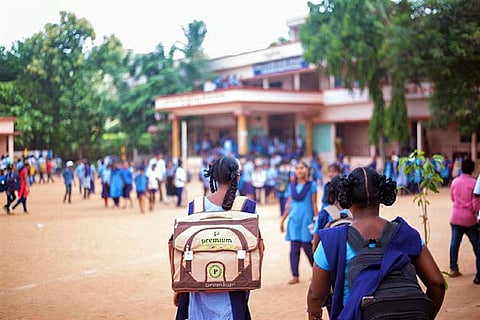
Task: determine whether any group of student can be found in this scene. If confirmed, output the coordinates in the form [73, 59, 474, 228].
[61, 153, 188, 213]
[170, 153, 453, 320]
[1, 161, 30, 214]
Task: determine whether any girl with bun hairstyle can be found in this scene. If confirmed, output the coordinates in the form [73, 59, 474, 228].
[307, 167, 445, 320]
[174, 156, 256, 320]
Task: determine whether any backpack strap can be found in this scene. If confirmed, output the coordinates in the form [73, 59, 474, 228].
[231, 196, 248, 211]
[192, 196, 206, 213]
[191, 195, 249, 213]
[324, 205, 341, 220]
[347, 221, 399, 252]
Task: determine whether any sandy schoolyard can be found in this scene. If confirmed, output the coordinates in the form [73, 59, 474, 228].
[1, 178, 479, 319]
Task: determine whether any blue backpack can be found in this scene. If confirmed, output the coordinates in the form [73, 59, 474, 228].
[0, 174, 7, 192]
[347, 222, 435, 320]
[6, 172, 20, 191]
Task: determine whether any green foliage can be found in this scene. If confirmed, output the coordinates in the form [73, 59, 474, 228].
[409, 0, 480, 137]
[399, 149, 444, 243]
[0, 11, 211, 159]
[300, 0, 411, 152]
[386, 76, 410, 143]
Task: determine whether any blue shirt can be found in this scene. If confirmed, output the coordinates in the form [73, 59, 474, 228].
[134, 173, 147, 192]
[62, 168, 74, 185]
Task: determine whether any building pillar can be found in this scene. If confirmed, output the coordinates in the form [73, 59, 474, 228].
[7, 135, 14, 160]
[293, 73, 301, 91]
[305, 115, 313, 157]
[329, 75, 335, 88]
[331, 123, 338, 162]
[262, 78, 269, 89]
[417, 121, 423, 152]
[235, 112, 249, 156]
[170, 113, 180, 161]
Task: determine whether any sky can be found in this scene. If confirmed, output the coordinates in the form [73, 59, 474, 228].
[0, 0, 310, 58]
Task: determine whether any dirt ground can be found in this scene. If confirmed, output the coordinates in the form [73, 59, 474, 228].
[1, 176, 479, 320]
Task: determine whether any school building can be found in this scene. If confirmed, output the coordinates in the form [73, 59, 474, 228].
[0, 117, 17, 161]
[153, 16, 478, 167]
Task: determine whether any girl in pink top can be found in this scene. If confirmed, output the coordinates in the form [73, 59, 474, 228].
[449, 158, 479, 281]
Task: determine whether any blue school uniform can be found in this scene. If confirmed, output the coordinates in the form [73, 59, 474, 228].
[285, 181, 317, 242]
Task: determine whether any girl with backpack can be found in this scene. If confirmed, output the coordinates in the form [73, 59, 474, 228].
[173, 156, 257, 320]
[307, 167, 446, 320]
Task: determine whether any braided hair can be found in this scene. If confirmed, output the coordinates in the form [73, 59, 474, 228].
[203, 156, 240, 210]
[337, 166, 397, 209]
[325, 175, 342, 205]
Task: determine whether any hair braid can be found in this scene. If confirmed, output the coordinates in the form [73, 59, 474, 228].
[207, 156, 240, 210]
[222, 177, 238, 210]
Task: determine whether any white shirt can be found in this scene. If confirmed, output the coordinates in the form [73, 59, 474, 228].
[155, 158, 166, 181]
[146, 166, 159, 190]
[175, 167, 187, 188]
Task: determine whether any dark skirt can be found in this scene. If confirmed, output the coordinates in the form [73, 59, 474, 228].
[166, 176, 177, 196]
[101, 182, 110, 198]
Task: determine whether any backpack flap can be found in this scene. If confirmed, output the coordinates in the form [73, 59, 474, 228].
[171, 211, 262, 292]
[173, 212, 260, 253]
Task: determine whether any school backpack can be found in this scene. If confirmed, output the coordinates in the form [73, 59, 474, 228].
[275, 170, 290, 193]
[0, 174, 7, 192]
[347, 221, 435, 320]
[169, 196, 264, 292]
[7, 171, 20, 192]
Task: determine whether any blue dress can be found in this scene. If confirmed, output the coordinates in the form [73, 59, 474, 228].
[285, 181, 317, 242]
[109, 168, 124, 198]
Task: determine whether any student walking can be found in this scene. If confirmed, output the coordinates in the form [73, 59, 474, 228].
[134, 165, 147, 213]
[109, 161, 124, 209]
[280, 160, 318, 284]
[174, 155, 257, 320]
[62, 161, 75, 203]
[174, 160, 187, 207]
[146, 162, 159, 211]
[100, 163, 111, 208]
[307, 167, 446, 320]
[12, 162, 30, 214]
[448, 158, 480, 279]
[121, 161, 134, 208]
[3, 164, 19, 214]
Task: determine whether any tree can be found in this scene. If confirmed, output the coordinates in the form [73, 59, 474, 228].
[0, 12, 128, 159]
[300, 0, 412, 160]
[176, 20, 214, 91]
[1, 12, 213, 159]
[409, 0, 480, 137]
[399, 149, 444, 243]
[114, 20, 212, 154]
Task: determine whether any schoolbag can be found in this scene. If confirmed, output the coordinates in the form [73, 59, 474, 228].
[7, 172, 20, 191]
[169, 196, 264, 292]
[275, 171, 290, 193]
[0, 174, 7, 192]
[347, 222, 435, 320]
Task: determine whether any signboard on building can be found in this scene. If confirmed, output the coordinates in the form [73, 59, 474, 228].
[253, 56, 308, 76]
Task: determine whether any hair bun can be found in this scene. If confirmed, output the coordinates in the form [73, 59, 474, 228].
[379, 177, 397, 206]
[337, 175, 354, 209]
